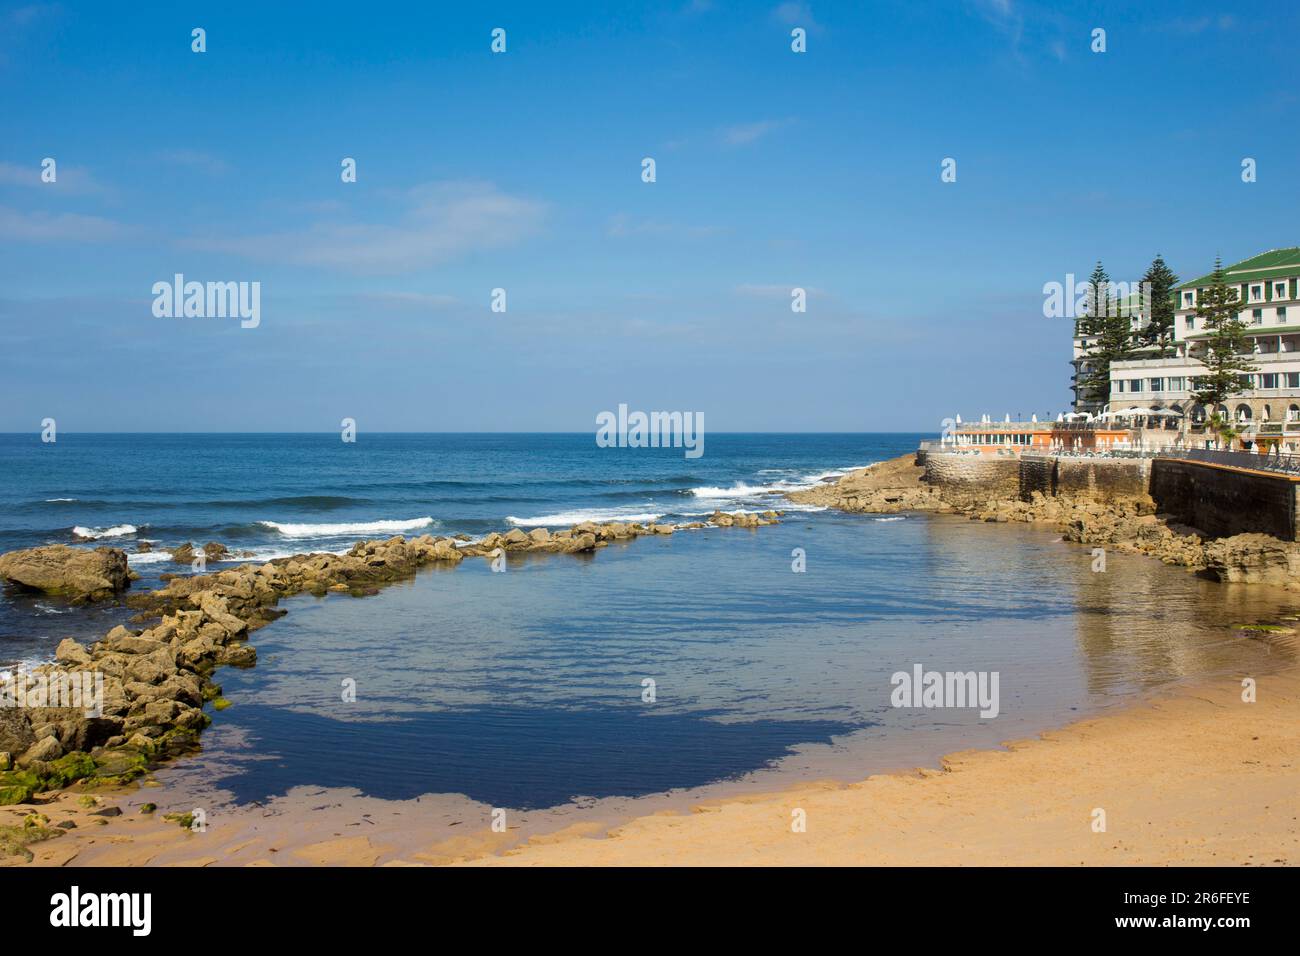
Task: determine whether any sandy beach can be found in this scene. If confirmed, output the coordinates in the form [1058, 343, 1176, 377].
[466, 665, 1299, 866]
[8, 659, 1295, 867]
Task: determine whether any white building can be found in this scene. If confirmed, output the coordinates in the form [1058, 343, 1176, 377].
[1103, 248, 1300, 450]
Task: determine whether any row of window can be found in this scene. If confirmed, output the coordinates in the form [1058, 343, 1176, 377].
[1182, 280, 1295, 309]
[956, 433, 1034, 445]
[1183, 305, 1290, 331]
[1116, 372, 1300, 393]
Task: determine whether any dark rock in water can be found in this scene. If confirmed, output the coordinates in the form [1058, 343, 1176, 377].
[170, 543, 195, 564]
[202, 542, 229, 560]
[0, 544, 132, 601]
[90, 806, 122, 817]
[137, 540, 153, 554]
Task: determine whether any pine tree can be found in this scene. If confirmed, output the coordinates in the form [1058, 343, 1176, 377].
[1078, 261, 1133, 406]
[1137, 254, 1179, 356]
[1191, 256, 1258, 444]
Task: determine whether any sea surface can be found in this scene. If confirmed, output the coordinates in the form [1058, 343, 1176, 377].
[1, 433, 1296, 819]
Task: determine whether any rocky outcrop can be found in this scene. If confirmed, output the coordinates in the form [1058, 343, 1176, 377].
[1204, 534, 1300, 585]
[788, 455, 950, 514]
[0, 545, 133, 602]
[797, 453, 1300, 588]
[0, 512, 780, 806]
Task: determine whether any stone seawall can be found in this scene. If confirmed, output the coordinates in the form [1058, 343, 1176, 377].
[924, 453, 1151, 506]
[921, 454, 1021, 505]
[1150, 459, 1299, 540]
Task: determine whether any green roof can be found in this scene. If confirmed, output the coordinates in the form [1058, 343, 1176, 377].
[1180, 248, 1300, 289]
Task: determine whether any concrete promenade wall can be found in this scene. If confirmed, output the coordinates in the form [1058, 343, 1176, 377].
[1150, 459, 1299, 540]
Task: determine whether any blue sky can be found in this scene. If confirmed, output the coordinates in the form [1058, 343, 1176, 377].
[1, 0, 1297, 432]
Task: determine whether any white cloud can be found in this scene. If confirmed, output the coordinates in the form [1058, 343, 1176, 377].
[156, 149, 231, 176]
[772, 3, 820, 30]
[736, 283, 825, 298]
[186, 180, 547, 275]
[0, 205, 132, 241]
[720, 119, 790, 146]
[0, 160, 107, 195]
[607, 214, 724, 239]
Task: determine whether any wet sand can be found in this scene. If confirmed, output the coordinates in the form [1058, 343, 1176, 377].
[10, 663, 1296, 867]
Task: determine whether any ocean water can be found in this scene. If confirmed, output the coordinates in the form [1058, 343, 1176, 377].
[2, 433, 1295, 817]
[0, 432, 916, 664]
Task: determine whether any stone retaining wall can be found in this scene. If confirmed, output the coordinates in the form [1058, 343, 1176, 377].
[1150, 458, 1298, 540]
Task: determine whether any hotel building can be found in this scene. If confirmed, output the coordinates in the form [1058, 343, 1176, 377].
[1082, 248, 1300, 451]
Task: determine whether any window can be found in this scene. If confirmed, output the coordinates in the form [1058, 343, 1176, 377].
[1275, 282, 1288, 299]
[1251, 284, 1263, 301]
[1169, 377, 1185, 391]
[1261, 373, 1279, 389]
[1185, 315, 1195, 329]
[1129, 379, 1143, 393]
[1239, 374, 1254, 389]
[1280, 306, 1289, 321]
[1149, 378, 1164, 392]
[1253, 308, 1264, 324]
[1183, 291, 1194, 306]
[1114, 379, 1125, 392]
[1289, 373, 1300, 389]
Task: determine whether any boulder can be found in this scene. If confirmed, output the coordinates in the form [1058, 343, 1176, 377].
[0, 545, 131, 601]
[0, 709, 35, 759]
[54, 638, 91, 666]
[171, 543, 196, 564]
[17, 735, 63, 768]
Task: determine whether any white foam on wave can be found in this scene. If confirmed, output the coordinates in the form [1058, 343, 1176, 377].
[689, 483, 781, 498]
[690, 462, 882, 503]
[125, 551, 174, 566]
[257, 517, 435, 538]
[506, 509, 665, 527]
[72, 523, 137, 540]
[45, 497, 77, 502]
[873, 515, 906, 522]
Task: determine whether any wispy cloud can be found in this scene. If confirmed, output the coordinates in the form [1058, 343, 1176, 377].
[0, 205, 133, 241]
[607, 215, 725, 239]
[735, 282, 825, 298]
[772, 3, 821, 31]
[186, 180, 547, 275]
[0, 160, 108, 195]
[8, 3, 61, 27]
[1158, 14, 1236, 35]
[719, 118, 791, 146]
[156, 149, 231, 176]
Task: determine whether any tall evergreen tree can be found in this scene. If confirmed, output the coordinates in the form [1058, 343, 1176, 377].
[1078, 261, 1133, 406]
[1137, 254, 1179, 355]
[1191, 256, 1258, 444]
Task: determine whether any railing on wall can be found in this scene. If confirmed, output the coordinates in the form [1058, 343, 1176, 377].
[1156, 447, 1300, 476]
